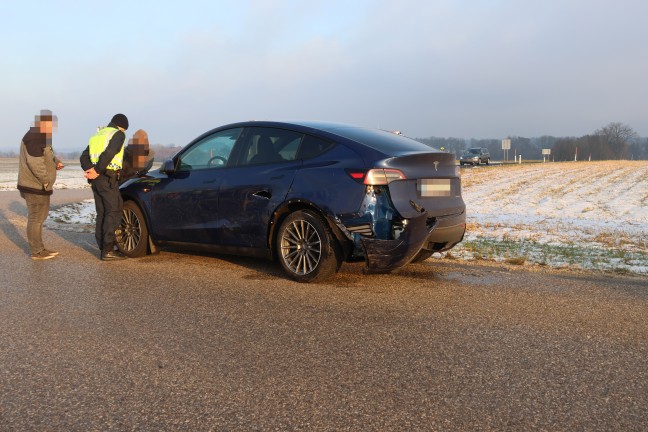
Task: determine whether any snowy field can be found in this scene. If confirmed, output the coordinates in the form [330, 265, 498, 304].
[454, 161, 647, 274]
[2, 158, 647, 275]
[0, 158, 89, 190]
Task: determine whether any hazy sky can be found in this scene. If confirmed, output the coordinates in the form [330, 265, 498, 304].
[2, 0, 647, 151]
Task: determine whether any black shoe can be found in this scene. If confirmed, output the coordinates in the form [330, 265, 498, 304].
[101, 250, 127, 261]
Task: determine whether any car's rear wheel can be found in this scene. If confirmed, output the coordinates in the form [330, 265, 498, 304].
[277, 210, 341, 282]
[116, 200, 149, 257]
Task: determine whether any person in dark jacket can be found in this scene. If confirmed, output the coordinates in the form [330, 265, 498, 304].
[80, 114, 129, 261]
[120, 129, 153, 184]
[17, 109, 64, 260]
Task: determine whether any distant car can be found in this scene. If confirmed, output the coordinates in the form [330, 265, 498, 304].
[116, 121, 466, 282]
[460, 148, 490, 166]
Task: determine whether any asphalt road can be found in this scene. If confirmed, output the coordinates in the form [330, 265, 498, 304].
[1, 190, 647, 431]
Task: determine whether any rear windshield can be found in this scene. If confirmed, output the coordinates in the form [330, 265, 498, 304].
[325, 127, 435, 154]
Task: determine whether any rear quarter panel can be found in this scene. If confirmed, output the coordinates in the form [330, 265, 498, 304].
[285, 143, 367, 214]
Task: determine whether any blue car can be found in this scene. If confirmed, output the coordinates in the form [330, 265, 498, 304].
[117, 121, 466, 282]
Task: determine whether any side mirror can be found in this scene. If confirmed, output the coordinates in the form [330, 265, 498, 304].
[161, 158, 176, 174]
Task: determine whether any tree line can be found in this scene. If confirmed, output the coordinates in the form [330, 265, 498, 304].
[417, 122, 648, 161]
[3, 122, 647, 161]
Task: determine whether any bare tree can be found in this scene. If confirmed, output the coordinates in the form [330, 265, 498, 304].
[594, 122, 638, 159]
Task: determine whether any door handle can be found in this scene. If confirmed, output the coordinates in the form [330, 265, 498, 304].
[253, 190, 272, 199]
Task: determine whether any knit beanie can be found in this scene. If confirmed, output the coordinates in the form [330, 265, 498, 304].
[110, 113, 129, 130]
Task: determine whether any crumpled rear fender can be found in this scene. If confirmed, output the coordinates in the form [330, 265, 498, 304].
[360, 212, 436, 273]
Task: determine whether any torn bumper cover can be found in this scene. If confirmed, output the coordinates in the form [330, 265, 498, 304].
[360, 212, 435, 273]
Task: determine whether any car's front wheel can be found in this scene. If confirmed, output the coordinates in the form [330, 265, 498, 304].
[116, 200, 149, 257]
[276, 210, 341, 282]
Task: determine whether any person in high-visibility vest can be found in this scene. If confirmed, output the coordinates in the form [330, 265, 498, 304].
[80, 113, 129, 260]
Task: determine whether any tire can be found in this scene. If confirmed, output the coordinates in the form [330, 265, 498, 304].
[276, 210, 341, 282]
[411, 249, 434, 263]
[485, 158, 490, 165]
[116, 200, 149, 257]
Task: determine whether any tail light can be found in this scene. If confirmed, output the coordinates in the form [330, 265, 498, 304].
[364, 168, 406, 185]
[346, 168, 407, 185]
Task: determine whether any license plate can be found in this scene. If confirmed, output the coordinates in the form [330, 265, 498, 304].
[418, 179, 451, 197]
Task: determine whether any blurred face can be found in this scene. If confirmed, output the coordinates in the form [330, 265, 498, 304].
[129, 142, 149, 169]
[134, 154, 146, 168]
[38, 120, 54, 134]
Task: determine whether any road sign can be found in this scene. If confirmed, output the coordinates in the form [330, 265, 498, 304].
[502, 139, 511, 161]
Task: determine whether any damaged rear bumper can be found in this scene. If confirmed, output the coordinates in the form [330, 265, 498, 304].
[360, 212, 435, 273]
[359, 209, 466, 273]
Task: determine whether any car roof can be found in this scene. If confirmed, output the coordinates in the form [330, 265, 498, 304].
[211, 120, 437, 156]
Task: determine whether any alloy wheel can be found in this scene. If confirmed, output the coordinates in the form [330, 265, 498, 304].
[119, 207, 142, 252]
[280, 219, 322, 275]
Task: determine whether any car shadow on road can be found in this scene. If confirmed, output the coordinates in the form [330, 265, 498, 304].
[162, 247, 287, 278]
[158, 246, 452, 287]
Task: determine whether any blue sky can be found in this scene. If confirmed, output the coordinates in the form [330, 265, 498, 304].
[2, 0, 647, 151]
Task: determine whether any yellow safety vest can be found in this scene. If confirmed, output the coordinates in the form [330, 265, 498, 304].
[89, 127, 125, 170]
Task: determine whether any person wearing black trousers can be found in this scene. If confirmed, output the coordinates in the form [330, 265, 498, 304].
[80, 113, 129, 261]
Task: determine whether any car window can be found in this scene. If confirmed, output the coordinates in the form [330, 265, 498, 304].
[298, 134, 335, 159]
[236, 127, 302, 166]
[320, 126, 433, 154]
[178, 128, 242, 171]
[278, 136, 302, 160]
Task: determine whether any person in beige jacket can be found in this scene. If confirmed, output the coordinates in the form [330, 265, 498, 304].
[17, 110, 64, 260]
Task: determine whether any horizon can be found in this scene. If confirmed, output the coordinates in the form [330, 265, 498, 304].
[3, 128, 646, 154]
[2, 126, 646, 154]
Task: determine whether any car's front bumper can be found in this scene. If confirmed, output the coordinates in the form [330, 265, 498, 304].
[460, 158, 479, 164]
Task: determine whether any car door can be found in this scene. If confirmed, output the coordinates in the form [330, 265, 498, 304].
[216, 127, 302, 249]
[150, 128, 243, 244]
